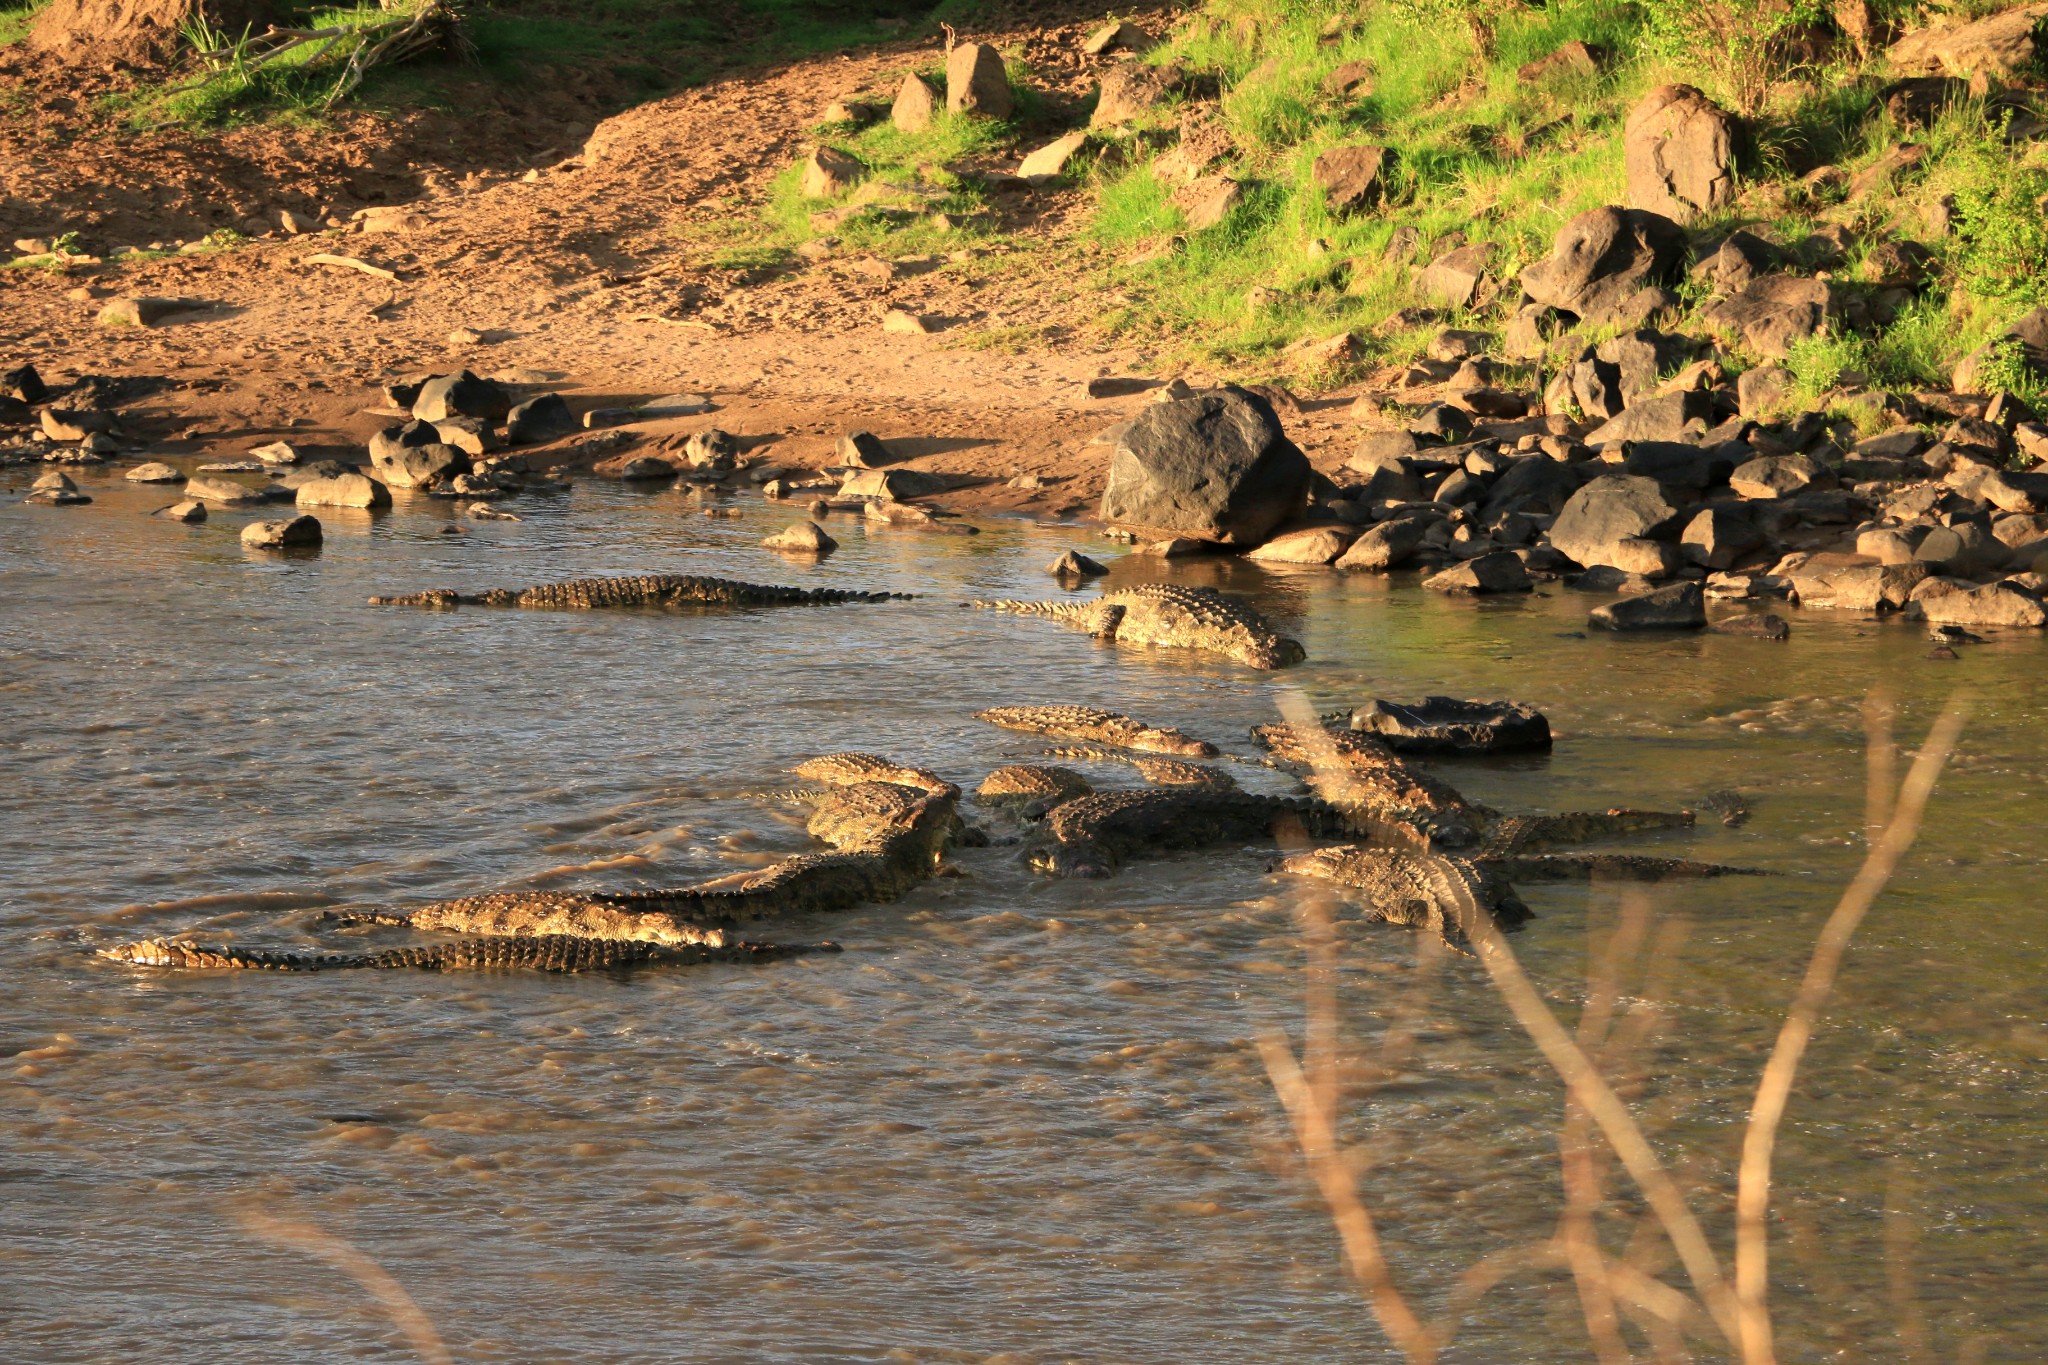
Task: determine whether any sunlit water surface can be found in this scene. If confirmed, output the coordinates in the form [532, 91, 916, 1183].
[2, 471, 2043, 1363]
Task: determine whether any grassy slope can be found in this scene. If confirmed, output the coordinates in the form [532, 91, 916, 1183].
[769, 0, 2048, 411]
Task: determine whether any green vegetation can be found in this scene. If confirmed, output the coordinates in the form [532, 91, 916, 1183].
[0, 1, 41, 46]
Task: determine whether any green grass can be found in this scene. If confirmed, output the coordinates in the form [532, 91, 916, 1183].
[0, 1, 41, 46]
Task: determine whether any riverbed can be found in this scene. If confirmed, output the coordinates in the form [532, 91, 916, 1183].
[3, 472, 2043, 1363]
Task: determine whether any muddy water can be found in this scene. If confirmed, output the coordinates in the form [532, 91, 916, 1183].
[2, 470, 2044, 1365]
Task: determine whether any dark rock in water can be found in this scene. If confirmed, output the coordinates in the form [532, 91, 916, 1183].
[241, 514, 322, 549]
[371, 420, 466, 489]
[1048, 550, 1108, 578]
[1099, 386, 1310, 545]
[1351, 696, 1552, 754]
[1711, 612, 1791, 639]
[1333, 514, 1431, 571]
[411, 370, 513, 424]
[1423, 549, 1531, 594]
[1589, 581, 1706, 630]
[2, 362, 47, 404]
[506, 394, 577, 445]
[837, 430, 893, 468]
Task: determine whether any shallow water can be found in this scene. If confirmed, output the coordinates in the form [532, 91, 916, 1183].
[2, 470, 2044, 1364]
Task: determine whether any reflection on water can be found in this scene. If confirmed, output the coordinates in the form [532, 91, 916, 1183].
[2, 470, 2044, 1363]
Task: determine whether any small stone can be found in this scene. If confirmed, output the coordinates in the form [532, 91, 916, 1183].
[126, 462, 184, 483]
[1049, 550, 1108, 578]
[241, 514, 323, 549]
[801, 146, 865, 199]
[892, 73, 940, 133]
[679, 427, 739, 471]
[155, 499, 206, 522]
[1424, 550, 1532, 593]
[946, 42, 1013, 119]
[837, 430, 893, 467]
[1019, 131, 1090, 182]
[249, 440, 301, 465]
[762, 520, 838, 555]
[1082, 19, 1150, 54]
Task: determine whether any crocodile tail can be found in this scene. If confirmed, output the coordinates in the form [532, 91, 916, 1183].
[99, 938, 374, 970]
[965, 598, 1082, 619]
[367, 589, 465, 608]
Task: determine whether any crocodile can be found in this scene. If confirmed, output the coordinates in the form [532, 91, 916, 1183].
[104, 756, 963, 972]
[791, 752, 956, 796]
[976, 704, 1219, 757]
[368, 574, 907, 609]
[967, 584, 1305, 670]
[1028, 744, 1241, 791]
[975, 765, 1094, 810]
[1250, 722, 1490, 848]
[1278, 844, 1764, 950]
[99, 934, 832, 973]
[1026, 789, 1367, 878]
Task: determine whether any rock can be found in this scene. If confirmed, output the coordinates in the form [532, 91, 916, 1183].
[946, 42, 1013, 118]
[1693, 230, 1781, 292]
[801, 146, 864, 198]
[818, 97, 881, 125]
[762, 520, 837, 555]
[1914, 521, 2009, 576]
[1171, 174, 1241, 230]
[97, 296, 184, 327]
[679, 428, 739, 471]
[248, 440, 300, 466]
[891, 73, 940, 131]
[1482, 456, 1586, 519]
[1954, 306, 2048, 394]
[40, 408, 113, 441]
[412, 370, 512, 424]
[639, 394, 718, 418]
[1682, 505, 1766, 569]
[1049, 550, 1108, 578]
[240, 515, 322, 549]
[1322, 61, 1374, 97]
[1082, 19, 1151, 53]
[867, 499, 974, 532]
[31, 470, 75, 492]
[835, 430, 893, 468]
[597, 455, 677, 481]
[882, 309, 938, 335]
[155, 499, 206, 522]
[1625, 85, 1735, 222]
[1416, 243, 1494, 308]
[370, 421, 466, 489]
[125, 461, 183, 483]
[1517, 39, 1600, 83]
[1731, 454, 1832, 499]
[1131, 535, 1213, 558]
[1351, 696, 1552, 754]
[294, 471, 391, 509]
[1520, 206, 1687, 324]
[1713, 612, 1792, 639]
[1246, 524, 1358, 564]
[1581, 390, 1716, 445]
[1347, 442, 1423, 501]
[276, 459, 354, 490]
[841, 467, 945, 500]
[1590, 581, 1705, 630]
[1099, 387, 1311, 545]
[1020, 131, 1089, 182]
[1550, 474, 1683, 570]
[1787, 556, 1930, 610]
[1424, 550, 1531, 594]
[1738, 364, 1793, 418]
[1092, 63, 1176, 126]
[1701, 275, 1837, 359]
[3, 362, 48, 404]
[1980, 468, 2048, 515]
[1887, 2, 2048, 78]
[1312, 144, 1391, 214]
[183, 475, 267, 505]
[431, 418, 498, 458]
[1858, 525, 1930, 564]
[1334, 514, 1431, 570]
[1909, 576, 2047, 627]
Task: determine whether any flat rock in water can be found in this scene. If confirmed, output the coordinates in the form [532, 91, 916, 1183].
[1423, 550, 1531, 594]
[1333, 515, 1430, 571]
[1908, 577, 2048, 629]
[1048, 550, 1107, 578]
[1589, 581, 1706, 630]
[241, 514, 322, 549]
[841, 467, 943, 500]
[867, 499, 975, 532]
[184, 475, 267, 504]
[1712, 613, 1791, 639]
[154, 499, 206, 522]
[1245, 524, 1358, 564]
[762, 520, 838, 555]
[1351, 696, 1553, 754]
[126, 462, 183, 483]
[295, 471, 392, 509]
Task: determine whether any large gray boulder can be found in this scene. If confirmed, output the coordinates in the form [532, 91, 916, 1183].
[1590, 581, 1706, 630]
[1549, 474, 1684, 570]
[411, 370, 512, 424]
[1624, 84, 1736, 222]
[1582, 390, 1717, 445]
[1701, 275, 1838, 359]
[1099, 387, 1311, 545]
[1520, 206, 1687, 323]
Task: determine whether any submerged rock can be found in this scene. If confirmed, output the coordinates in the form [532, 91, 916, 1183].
[1589, 581, 1706, 630]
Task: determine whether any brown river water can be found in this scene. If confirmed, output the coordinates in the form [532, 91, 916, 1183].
[2, 470, 2044, 1364]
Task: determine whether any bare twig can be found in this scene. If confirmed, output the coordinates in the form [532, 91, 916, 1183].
[1732, 704, 1966, 1364]
[239, 1206, 454, 1365]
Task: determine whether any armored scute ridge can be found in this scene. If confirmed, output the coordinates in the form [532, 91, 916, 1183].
[967, 584, 1305, 670]
[367, 574, 909, 609]
[975, 705, 1219, 757]
[100, 935, 832, 973]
